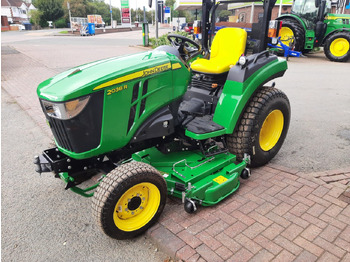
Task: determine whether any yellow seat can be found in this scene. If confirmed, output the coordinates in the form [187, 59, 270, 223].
[191, 28, 247, 74]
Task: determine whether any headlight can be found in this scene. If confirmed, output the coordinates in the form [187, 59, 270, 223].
[42, 96, 90, 120]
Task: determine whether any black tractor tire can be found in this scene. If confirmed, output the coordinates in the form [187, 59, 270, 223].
[279, 19, 305, 52]
[324, 32, 350, 62]
[92, 161, 167, 239]
[227, 87, 291, 168]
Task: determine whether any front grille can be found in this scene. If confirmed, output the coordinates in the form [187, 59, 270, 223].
[42, 91, 104, 153]
[50, 118, 74, 151]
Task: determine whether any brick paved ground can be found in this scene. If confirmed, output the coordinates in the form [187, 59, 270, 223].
[2, 43, 349, 262]
[147, 165, 350, 262]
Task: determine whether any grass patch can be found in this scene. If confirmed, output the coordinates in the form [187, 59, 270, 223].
[59, 30, 69, 34]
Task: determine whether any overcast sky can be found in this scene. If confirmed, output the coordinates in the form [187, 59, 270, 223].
[104, 0, 154, 10]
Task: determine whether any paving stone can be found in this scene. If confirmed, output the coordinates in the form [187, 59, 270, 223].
[176, 245, 197, 261]
[248, 211, 273, 227]
[289, 202, 309, 217]
[313, 237, 346, 258]
[283, 212, 310, 229]
[254, 235, 282, 255]
[319, 224, 342, 242]
[242, 222, 266, 239]
[231, 211, 255, 226]
[215, 245, 233, 261]
[293, 250, 318, 262]
[312, 186, 329, 197]
[324, 204, 344, 217]
[272, 202, 293, 216]
[300, 213, 327, 229]
[271, 250, 296, 262]
[177, 230, 202, 249]
[225, 221, 248, 238]
[215, 232, 242, 253]
[307, 193, 332, 208]
[293, 236, 324, 256]
[317, 252, 341, 262]
[196, 244, 224, 262]
[160, 218, 184, 234]
[280, 223, 303, 241]
[249, 249, 274, 262]
[149, 225, 186, 258]
[306, 203, 327, 217]
[273, 235, 303, 256]
[227, 248, 253, 262]
[265, 211, 291, 228]
[262, 223, 285, 240]
[255, 202, 276, 216]
[339, 225, 350, 242]
[205, 220, 229, 237]
[300, 224, 322, 241]
[234, 234, 262, 254]
[197, 231, 222, 251]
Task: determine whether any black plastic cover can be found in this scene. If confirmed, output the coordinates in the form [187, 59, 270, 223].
[42, 91, 104, 153]
[227, 52, 279, 83]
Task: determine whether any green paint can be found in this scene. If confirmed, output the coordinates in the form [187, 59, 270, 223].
[58, 172, 103, 197]
[38, 50, 190, 159]
[132, 147, 246, 206]
[186, 57, 287, 140]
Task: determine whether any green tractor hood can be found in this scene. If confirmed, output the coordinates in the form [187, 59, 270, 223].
[37, 51, 178, 102]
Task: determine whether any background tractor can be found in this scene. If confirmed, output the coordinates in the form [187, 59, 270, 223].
[277, 0, 350, 61]
[35, 0, 291, 239]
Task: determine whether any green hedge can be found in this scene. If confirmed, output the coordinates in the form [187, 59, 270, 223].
[149, 31, 191, 48]
[55, 18, 67, 28]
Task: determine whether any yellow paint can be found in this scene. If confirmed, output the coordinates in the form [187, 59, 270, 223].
[330, 38, 349, 57]
[107, 84, 128, 96]
[213, 176, 228, 184]
[113, 182, 161, 232]
[172, 63, 182, 70]
[280, 27, 294, 47]
[190, 28, 247, 74]
[326, 16, 350, 20]
[259, 110, 284, 151]
[93, 62, 171, 90]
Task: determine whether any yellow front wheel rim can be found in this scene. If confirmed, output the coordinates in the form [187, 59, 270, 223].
[280, 27, 294, 47]
[330, 38, 350, 57]
[113, 182, 160, 232]
[259, 110, 284, 151]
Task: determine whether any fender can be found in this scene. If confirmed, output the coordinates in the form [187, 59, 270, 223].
[277, 14, 307, 31]
[214, 52, 287, 134]
[322, 28, 350, 44]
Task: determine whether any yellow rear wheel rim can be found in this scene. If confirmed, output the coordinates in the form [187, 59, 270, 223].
[280, 27, 294, 47]
[259, 110, 284, 151]
[330, 38, 349, 57]
[113, 182, 160, 232]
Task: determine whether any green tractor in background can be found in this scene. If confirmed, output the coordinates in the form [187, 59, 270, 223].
[34, 0, 291, 240]
[277, 0, 350, 61]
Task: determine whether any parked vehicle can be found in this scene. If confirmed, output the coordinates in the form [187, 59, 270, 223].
[277, 0, 350, 62]
[35, 0, 290, 240]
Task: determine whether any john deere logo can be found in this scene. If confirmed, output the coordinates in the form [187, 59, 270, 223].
[142, 64, 171, 77]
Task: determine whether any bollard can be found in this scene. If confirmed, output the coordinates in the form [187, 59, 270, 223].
[142, 22, 149, 47]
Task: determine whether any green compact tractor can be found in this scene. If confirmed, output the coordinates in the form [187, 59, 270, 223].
[277, 0, 350, 62]
[35, 0, 290, 239]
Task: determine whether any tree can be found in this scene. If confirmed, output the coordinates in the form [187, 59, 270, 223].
[29, 9, 42, 25]
[33, 0, 64, 22]
[218, 10, 232, 22]
[62, 0, 89, 22]
[87, 1, 111, 24]
[112, 7, 121, 24]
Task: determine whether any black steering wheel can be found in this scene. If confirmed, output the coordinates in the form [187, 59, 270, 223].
[167, 34, 201, 61]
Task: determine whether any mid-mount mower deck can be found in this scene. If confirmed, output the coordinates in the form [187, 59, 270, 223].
[34, 0, 291, 239]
